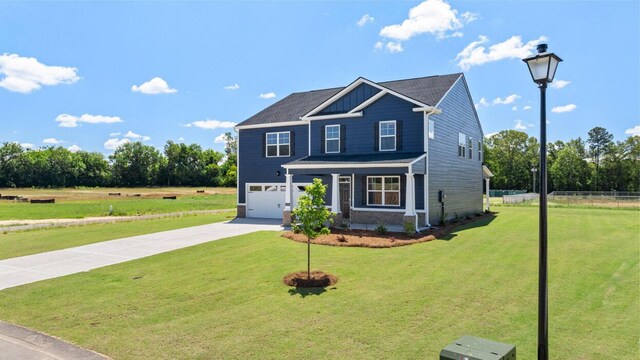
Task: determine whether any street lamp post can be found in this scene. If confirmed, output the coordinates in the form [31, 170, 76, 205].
[523, 43, 562, 360]
[531, 167, 538, 193]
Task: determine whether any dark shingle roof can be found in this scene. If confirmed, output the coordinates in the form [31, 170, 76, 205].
[236, 73, 462, 127]
[284, 152, 425, 167]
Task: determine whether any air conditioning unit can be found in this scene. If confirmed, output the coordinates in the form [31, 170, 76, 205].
[440, 335, 516, 360]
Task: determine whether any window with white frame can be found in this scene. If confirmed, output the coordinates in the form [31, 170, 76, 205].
[325, 125, 340, 153]
[428, 120, 435, 139]
[478, 140, 482, 161]
[379, 121, 396, 151]
[367, 176, 400, 206]
[266, 131, 290, 157]
[468, 136, 473, 159]
[458, 133, 466, 158]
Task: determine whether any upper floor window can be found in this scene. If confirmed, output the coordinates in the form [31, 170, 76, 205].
[428, 120, 435, 139]
[379, 121, 396, 151]
[325, 125, 340, 153]
[478, 140, 482, 161]
[458, 133, 466, 158]
[468, 137, 473, 159]
[266, 131, 290, 157]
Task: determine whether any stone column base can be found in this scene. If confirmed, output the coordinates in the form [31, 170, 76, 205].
[282, 210, 292, 226]
[403, 214, 418, 232]
[237, 205, 246, 218]
[330, 213, 343, 228]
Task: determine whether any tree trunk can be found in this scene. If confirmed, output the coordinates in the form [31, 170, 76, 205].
[307, 236, 311, 279]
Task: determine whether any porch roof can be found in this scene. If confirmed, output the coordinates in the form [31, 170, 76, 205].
[282, 152, 426, 170]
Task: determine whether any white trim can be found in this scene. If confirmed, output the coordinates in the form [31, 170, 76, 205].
[428, 119, 435, 140]
[349, 90, 388, 113]
[308, 122, 311, 156]
[302, 112, 362, 121]
[283, 162, 411, 169]
[412, 106, 442, 114]
[265, 131, 291, 158]
[325, 124, 340, 154]
[379, 120, 397, 152]
[352, 207, 405, 213]
[366, 176, 401, 207]
[434, 74, 463, 108]
[409, 153, 427, 165]
[235, 120, 306, 130]
[237, 202, 246, 206]
[351, 174, 355, 208]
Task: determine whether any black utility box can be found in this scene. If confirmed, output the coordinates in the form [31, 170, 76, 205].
[440, 335, 516, 360]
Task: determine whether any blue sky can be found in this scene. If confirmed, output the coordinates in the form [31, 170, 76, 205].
[1, 0, 638, 154]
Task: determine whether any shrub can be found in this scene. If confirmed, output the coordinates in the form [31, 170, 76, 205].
[403, 221, 416, 236]
[374, 222, 387, 234]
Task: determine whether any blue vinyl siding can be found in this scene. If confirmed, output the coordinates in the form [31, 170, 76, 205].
[318, 83, 380, 115]
[238, 124, 308, 203]
[427, 76, 483, 223]
[310, 94, 424, 155]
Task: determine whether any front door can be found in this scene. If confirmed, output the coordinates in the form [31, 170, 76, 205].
[339, 178, 351, 219]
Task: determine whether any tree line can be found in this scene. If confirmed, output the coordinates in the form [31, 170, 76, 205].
[0, 133, 238, 188]
[484, 127, 640, 192]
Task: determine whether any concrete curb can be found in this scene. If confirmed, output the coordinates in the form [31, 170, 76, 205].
[0, 320, 110, 360]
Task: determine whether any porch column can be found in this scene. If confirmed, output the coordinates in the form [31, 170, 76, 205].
[485, 178, 490, 212]
[331, 173, 340, 214]
[404, 173, 416, 216]
[284, 174, 293, 211]
[283, 174, 293, 226]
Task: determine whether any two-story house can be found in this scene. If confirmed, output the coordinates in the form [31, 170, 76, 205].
[234, 73, 485, 229]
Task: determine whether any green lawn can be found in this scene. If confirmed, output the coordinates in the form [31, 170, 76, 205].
[0, 207, 637, 359]
[0, 212, 236, 260]
[0, 187, 236, 220]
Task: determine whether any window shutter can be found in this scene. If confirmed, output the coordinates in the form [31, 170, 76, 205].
[290, 131, 295, 156]
[396, 120, 403, 151]
[374, 121, 379, 151]
[340, 124, 346, 153]
[262, 133, 266, 157]
[320, 125, 326, 154]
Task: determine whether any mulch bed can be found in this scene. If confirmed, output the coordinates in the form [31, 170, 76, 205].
[283, 271, 338, 288]
[282, 212, 494, 248]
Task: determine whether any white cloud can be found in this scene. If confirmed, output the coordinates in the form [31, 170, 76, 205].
[386, 42, 404, 53]
[214, 134, 226, 144]
[109, 132, 121, 137]
[624, 125, 640, 137]
[183, 119, 236, 130]
[551, 104, 577, 113]
[523, 105, 532, 110]
[374, 41, 384, 50]
[455, 35, 547, 70]
[493, 94, 521, 105]
[42, 138, 63, 144]
[0, 53, 79, 94]
[514, 119, 528, 130]
[56, 113, 122, 128]
[379, 0, 477, 41]
[512, 106, 518, 111]
[550, 79, 571, 89]
[178, 137, 184, 141]
[124, 130, 150, 141]
[357, 14, 375, 26]
[67, 145, 81, 153]
[484, 132, 498, 138]
[224, 84, 240, 90]
[474, 97, 489, 109]
[20, 143, 34, 149]
[104, 138, 131, 150]
[259, 92, 276, 99]
[131, 77, 177, 95]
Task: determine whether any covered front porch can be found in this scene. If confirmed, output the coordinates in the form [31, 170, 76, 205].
[282, 153, 428, 230]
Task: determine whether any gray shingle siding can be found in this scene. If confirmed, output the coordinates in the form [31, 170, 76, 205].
[427, 76, 483, 224]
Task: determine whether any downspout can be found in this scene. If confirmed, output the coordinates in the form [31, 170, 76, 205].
[414, 106, 441, 228]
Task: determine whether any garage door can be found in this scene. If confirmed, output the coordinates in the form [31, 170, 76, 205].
[246, 183, 308, 219]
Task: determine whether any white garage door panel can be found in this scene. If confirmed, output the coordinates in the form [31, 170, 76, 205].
[247, 184, 285, 219]
[246, 183, 310, 219]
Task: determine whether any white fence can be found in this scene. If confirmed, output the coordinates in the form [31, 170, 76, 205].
[503, 193, 538, 204]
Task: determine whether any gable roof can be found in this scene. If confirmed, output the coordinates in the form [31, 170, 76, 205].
[236, 73, 462, 128]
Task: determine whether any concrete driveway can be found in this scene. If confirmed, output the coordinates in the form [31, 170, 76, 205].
[0, 218, 283, 291]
